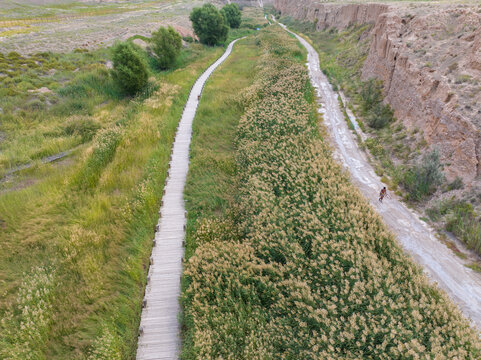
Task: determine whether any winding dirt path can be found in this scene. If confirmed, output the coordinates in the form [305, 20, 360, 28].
[279, 22, 481, 330]
[136, 38, 244, 360]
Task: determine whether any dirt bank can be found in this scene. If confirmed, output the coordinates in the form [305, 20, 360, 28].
[275, 0, 481, 185]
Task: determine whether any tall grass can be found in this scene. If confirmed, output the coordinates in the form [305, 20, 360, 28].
[182, 26, 481, 359]
[181, 36, 262, 356]
[0, 50, 118, 171]
[427, 198, 481, 254]
[0, 43, 224, 359]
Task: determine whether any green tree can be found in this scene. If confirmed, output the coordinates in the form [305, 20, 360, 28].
[190, 4, 228, 46]
[221, 3, 242, 29]
[111, 42, 148, 95]
[151, 26, 182, 70]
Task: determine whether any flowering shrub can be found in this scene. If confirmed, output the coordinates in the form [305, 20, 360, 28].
[0, 267, 56, 360]
[87, 326, 122, 360]
[182, 27, 481, 359]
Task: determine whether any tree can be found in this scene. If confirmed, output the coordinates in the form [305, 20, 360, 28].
[151, 26, 182, 70]
[221, 3, 241, 29]
[111, 42, 148, 95]
[190, 4, 228, 46]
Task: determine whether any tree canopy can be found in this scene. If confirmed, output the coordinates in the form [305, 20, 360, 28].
[111, 42, 148, 95]
[221, 3, 242, 29]
[151, 26, 182, 70]
[190, 4, 228, 46]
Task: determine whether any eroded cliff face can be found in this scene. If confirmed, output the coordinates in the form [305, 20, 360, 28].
[275, 0, 481, 184]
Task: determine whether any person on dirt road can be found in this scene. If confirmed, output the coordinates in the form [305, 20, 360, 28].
[379, 186, 387, 203]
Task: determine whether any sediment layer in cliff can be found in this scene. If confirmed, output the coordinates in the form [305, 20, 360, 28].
[275, 0, 481, 184]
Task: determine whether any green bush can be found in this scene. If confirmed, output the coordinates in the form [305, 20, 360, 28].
[367, 102, 394, 129]
[111, 42, 148, 95]
[400, 149, 444, 201]
[426, 197, 481, 255]
[221, 3, 242, 29]
[447, 176, 464, 191]
[190, 4, 228, 46]
[63, 116, 100, 143]
[446, 202, 481, 254]
[151, 26, 182, 70]
[360, 79, 394, 129]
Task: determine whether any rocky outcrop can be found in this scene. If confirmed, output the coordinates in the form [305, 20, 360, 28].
[275, 0, 388, 30]
[363, 10, 481, 182]
[275, 0, 481, 184]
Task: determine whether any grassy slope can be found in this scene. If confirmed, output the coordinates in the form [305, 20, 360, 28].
[0, 44, 223, 359]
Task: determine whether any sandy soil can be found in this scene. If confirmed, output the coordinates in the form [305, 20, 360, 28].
[0, 0, 221, 54]
[280, 21, 481, 330]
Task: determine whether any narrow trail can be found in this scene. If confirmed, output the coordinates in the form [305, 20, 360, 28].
[279, 22, 481, 330]
[136, 38, 244, 360]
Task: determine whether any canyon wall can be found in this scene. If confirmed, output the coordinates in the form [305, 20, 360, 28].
[275, 0, 481, 184]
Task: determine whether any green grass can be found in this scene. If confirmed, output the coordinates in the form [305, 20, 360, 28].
[183, 36, 261, 258]
[0, 41, 224, 359]
[0, 48, 119, 173]
[466, 262, 481, 273]
[181, 34, 268, 360]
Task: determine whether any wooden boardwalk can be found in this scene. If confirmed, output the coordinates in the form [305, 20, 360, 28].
[136, 38, 244, 360]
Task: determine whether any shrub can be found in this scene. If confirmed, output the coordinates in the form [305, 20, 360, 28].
[151, 26, 182, 70]
[63, 116, 100, 143]
[400, 149, 444, 201]
[367, 102, 394, 129]
[190, 4, 228, 46]
[360, 79, 394, 129]
[447, 176, 464, 191]
[110, 42, 148, 95]
[221, 3, 242, 29]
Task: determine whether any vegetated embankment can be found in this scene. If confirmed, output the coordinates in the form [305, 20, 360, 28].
[0, 43, 223, 359]
[181, 25, 480, 359]
[274, 0, 481, 185]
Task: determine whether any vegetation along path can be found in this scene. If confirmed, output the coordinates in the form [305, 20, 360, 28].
[279, 22, 481, 329]
[136, 37, 244, 360]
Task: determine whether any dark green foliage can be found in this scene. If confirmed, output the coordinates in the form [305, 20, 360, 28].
[221, 3, 242, 29]
[151, 26, 182, 70]
[63, 116, 100, 142]
[111, 42, 148, 95]
[447, 176, 464, 191]
[190, 4, 228, 46]
[400, 149, 444, 201]
[446, 202, 481, 254]
[360, 79, 394, 129]
[427, 198, 481, 254]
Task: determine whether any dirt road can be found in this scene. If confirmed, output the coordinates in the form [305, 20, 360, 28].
[280, 22, 481, 330]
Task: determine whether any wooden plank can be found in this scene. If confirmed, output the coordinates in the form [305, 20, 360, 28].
[136, 38, 245, 360]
